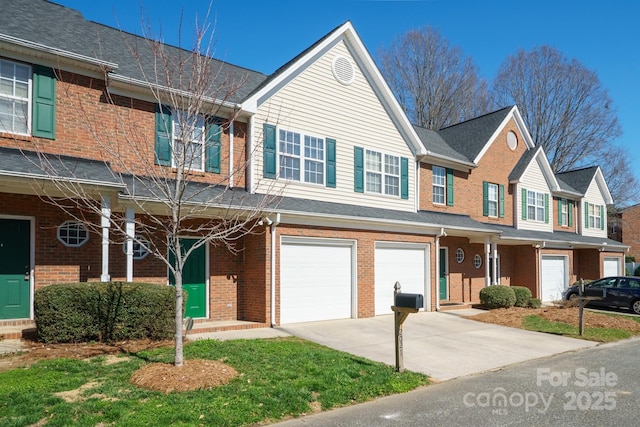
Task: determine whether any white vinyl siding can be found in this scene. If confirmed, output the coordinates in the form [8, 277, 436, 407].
[253, 40, 416, 212]
[517, 157, 553, 232]
[582, 180, 607, 238]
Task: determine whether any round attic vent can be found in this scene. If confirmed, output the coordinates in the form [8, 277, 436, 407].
[332, 56, 355, 85]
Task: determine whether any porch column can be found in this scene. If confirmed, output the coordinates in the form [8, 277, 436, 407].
[484, 238, 491, 287]
[492, 241, 498, 285]
[125, 207, 135, 282]
[100, 196, 111, 282]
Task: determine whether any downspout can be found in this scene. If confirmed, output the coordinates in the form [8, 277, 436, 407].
[229, 119, 234, 188]
[270, 213, 281, 327]
[100, 195, 111, 282]
[247, 114, 255, 194]
[435, 227, 446, 311]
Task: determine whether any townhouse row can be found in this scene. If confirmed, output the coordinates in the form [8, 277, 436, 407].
[0, 0, 626, 324]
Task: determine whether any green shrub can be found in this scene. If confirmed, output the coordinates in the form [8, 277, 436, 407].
[626, 256, 635, 263]
[528, 298, 542, 309]
[634, 265, 640, 276]
[479, 285, 516, 309]
[34, 282, 176, 343]
[512, 286, 532, 307]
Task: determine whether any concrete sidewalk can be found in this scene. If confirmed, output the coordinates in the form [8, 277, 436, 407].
[277, 311, 597, 381]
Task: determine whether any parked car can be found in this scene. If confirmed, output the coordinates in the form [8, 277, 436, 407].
[563, 276, 640, 315]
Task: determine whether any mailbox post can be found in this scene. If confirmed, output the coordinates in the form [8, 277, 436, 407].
[391, 282, 423, 372]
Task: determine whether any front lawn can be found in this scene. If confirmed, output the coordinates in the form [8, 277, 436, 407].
[0, 337, 428, 427]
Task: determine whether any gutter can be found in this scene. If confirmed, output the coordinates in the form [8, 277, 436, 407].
[270, 213, 281, 327]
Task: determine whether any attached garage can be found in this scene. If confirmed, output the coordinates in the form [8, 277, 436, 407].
[280, 237, 356, 324]
[540, 255, 568, 302]
[375, 243, 429, 315]
[603, 257, 621, 277]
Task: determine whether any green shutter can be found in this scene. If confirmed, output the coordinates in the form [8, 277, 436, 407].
[326, 138, 336, 188]
[400, 157, 409, 200]
[568, 201, 574, 227]
[263, 123, 277, 179]
[154, 104, 172, 166]
[521, 188, 527, 220]
[584, 202, 589, 228]
[544, 193, 549, 224]
[354, 146, 364, 193]
[446, 168, 454, 206]
[482, 181, 489, 216]
[600, 205, 605, 230]
[32, 65, 56, 139]
[498, 184, 505, 218]
[205, 118, 222, 173]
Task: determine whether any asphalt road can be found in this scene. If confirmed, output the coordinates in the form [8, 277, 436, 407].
[273, 337, 640, 426]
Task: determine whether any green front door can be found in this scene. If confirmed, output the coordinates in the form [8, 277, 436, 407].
[170, 239, 207, 318]
[439, 248, 447, 301]
[0, 219, 30, 319]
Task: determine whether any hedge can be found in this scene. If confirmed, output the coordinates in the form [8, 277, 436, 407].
[479, 285, 516, 309]
[34, 282, 177, 343]
[512, 286, 532, 308]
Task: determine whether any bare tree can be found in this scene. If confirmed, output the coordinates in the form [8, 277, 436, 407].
[18, 11, 279, 367]
[492, 46, 637, 205]
[377, 26, 491, 130]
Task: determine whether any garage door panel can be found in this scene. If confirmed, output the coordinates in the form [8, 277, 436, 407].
[541, 256, 567, 302]
[281, 242, 353, 324]
[375, 246, 426, 315]
[604, 258, 620, 277]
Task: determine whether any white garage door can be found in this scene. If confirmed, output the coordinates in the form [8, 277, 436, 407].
[604, 258, 621, 277]
[541, 256, 567, 302]
[280, 238, 354, 324]
[375, 244, 428, 315]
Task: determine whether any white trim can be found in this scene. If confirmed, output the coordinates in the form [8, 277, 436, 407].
[100, 196, 111, 282]
[125, 207, 135, 282]
[57, 220, 89, 248]
[229, 120, 234, 188]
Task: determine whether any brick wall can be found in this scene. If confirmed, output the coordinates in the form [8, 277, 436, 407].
[419, 118, 527, 226]
[620, 205, 640, 259]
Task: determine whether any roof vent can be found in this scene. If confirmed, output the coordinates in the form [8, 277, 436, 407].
[332, 56, 355, 85]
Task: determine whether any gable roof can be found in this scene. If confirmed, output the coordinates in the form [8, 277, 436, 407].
[241, 21, 426, 156]
[0, 0, 268, 102]
[435, 105, 535, 165]
[556, 166, 614, 204]
[508, 145, 560, 191]
[412, 125, 475, 167]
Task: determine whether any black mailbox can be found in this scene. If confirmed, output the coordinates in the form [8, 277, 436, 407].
[395, 293, 424, 309]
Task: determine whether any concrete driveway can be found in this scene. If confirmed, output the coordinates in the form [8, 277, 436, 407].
[278, 310, 597, 381]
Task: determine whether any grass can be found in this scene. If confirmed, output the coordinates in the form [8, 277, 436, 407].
[0, 337, 428, 427]
[522, 315, 635, 342]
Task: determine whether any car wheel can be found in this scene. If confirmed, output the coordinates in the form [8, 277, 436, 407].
[632, 300, 640, 315]
[567, 293, 578, 301]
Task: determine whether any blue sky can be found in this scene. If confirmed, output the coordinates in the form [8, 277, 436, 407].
[57, 0, 639, 176]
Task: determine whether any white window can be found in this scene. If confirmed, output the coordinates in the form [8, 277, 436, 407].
[173, 111, 205, 171]
[122, 238, 150, 260]
[0, 59, 30, 135]
[487, 183, 498, 217]
[455, 248, 465, 263]
[433, 166, 445, 204]
[57, 221, 89, 247]
[279, 129, 324, 184]
[474, 254, 482, 269]
[366, 149, 400, 196]
[560, 199, 568, 226]
[587, 203, 602, 229]
[527, 190, 546, 222]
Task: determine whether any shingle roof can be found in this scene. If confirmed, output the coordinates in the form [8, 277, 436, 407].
[412, 125, 472, 163]
[508, 145, 541, 181]
[492, 224, 628, 249]
[435, 106, 513, 162]
[0, 147, 122, 187]
[1, 0, 268, 102]
[555, 167, 599, 195]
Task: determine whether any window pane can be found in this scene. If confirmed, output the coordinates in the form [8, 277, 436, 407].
[433, 186, 445, 204]
[304, 159, 324, 184]
[366, 150, 381, 172]
[385, 175, 399, 196]
[0, 79, 12, 96]
[280, 156, 300, 180]
[385, 154, 399, 175]
[366, 172, 382, 193]
[488, 184, 498, 217]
